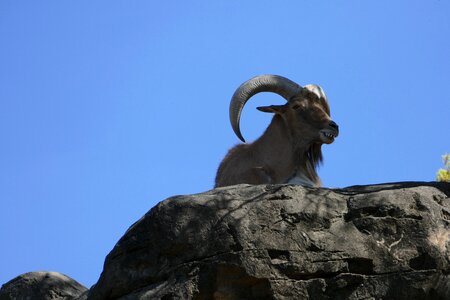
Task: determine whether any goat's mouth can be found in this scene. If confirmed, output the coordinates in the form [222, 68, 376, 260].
[319, 130, 338, 144]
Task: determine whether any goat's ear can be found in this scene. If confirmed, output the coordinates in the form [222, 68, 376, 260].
[256, 105, 286, 114]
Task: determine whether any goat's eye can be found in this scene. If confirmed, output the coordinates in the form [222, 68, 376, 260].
[307, 107, 327, 122]
[292, 104, 300, 110]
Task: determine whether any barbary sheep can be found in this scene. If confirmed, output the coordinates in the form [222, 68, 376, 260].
[215, 74, 339, 188]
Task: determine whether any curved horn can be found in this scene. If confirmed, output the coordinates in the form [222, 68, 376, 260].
[230, 75, 302, 142]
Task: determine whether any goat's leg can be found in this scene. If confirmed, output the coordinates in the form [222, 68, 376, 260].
[243, 166, 274, 184]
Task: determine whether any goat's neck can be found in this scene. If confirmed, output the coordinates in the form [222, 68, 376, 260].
[254, 115, 292, 158]
[254, 116, 320, 185]
[253, 116, 307, 180]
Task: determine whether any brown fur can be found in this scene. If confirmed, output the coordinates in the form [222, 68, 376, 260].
[215, 89, 338, 188]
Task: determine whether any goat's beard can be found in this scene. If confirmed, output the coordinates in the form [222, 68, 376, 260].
[303, 143, 323, 169]
[292, 143, 323, 184]
[292, 141, 323, 166]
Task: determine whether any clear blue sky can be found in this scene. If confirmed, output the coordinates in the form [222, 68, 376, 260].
[1, 1, 449, 288]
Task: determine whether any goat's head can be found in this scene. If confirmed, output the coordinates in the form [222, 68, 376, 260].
[230, 75, 339, 145]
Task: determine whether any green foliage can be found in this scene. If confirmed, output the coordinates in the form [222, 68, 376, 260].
[436, 154, 450, 182]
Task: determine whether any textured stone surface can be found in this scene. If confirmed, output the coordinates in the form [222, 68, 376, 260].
[0, 271, 88, 300]
[85, 181, 450, 300]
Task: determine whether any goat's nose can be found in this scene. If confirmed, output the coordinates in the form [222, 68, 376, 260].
[329, 121, 339, 131]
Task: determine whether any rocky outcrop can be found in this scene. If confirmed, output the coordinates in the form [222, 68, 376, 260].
[1, 182, 449, 299]
[0, 271, 87, 300]
[88, 181, 449, 299]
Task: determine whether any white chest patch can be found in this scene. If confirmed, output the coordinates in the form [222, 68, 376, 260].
[287, 173, 315, 187]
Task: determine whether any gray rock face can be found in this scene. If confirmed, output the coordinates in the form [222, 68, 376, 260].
[1, 182, 448, 299]
[86, 182, 450, 300]
[0, 271, 87, 300]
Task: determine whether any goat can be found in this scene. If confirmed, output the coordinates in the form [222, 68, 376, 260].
[215, 74, 339, 188]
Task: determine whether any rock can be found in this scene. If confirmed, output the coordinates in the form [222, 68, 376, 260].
[0, 271, 88, 300]
[86, 181, 450, 300]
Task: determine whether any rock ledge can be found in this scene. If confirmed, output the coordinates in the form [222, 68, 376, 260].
[1, 182, 449, 300]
